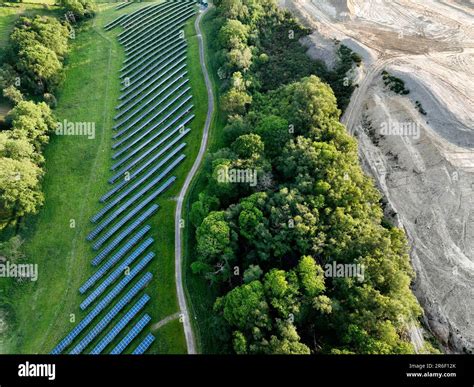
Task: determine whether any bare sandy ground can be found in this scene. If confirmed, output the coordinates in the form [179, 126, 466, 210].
[282, 0, 474, 353]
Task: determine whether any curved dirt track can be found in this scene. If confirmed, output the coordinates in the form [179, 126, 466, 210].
[174, 4, 214, 355]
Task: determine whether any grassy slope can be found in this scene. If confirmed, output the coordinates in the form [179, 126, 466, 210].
[0, 7, 19, 48]
[6, 2, 207, 354]
[183, 7, 228, 354]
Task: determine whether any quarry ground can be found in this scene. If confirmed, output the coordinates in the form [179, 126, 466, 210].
[282, 0, 474, 353]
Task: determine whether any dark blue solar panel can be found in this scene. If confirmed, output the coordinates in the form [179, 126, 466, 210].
[131, 333, 155, 355]
[89, 294, 150, 354]
[80, 243, 154, 310]
[100, 143, 186, 202]
[51, 272, 152, 354]
[69, 271, 152, 354]
[109, 314, 151, 354]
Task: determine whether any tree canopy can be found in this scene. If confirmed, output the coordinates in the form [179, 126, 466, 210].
[190, 0, 424, 354]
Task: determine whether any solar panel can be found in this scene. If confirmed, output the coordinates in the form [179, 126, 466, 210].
[121, 34, 185, 73]
[113, 77, 188, 130]
[91, 221, 150, 264]
[50, 272, 152, 354]
[115, 2, 132, 11]
[114, 64, 187, 114]
[82, 232, 152, 292]
[104, 13, 129, 31]
[91, 200, 160, 249]
[53, 0, 198, 357]
[88, 174, 173, 238]
[89, 294, 150, 354]
[120, 53, 186, 99]
[69, 272, 152, 354]
[117, 2, 177, 38]
[80, 242, 154, 310]
[120, 2, 171, 30]
[114, 85, 190, 140]
[131, 333, 155, 355]
[102, 154, 186, 212]
[120, 6, 193, 47]
[114, 70, 188, 123]
[120, 38, 186, 79]
[118, 2, 182, 42]
[100, 143, 186, 202]
[114, 96, 193, 156]
[111, 111, 194, 171]
[109, 314, 151, 354]
[124, 29, 185, 64]
[93, 155, 185, 224]
[108, 129, 190, 184]
[122, 14, 193, 60]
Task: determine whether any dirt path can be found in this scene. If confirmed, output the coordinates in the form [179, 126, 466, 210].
[151, 312, 180, 331]
[174, 4, 214, 355]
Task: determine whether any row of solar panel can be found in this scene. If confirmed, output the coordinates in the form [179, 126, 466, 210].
[114, 89, 191, 149]
[91, 223, 151, 267]
[120, 49, 186, 100]
[115, 81, 189, 134]
[114, 100, 193, 158]
[81, 238, 154, 299]
[121, 55, 187, 103]
[112, 112, 193, 171]
[93, 204, 159, 251]
[56, 1, 197, 356]
[120, 19, 186, 72]
[116, 2, 132, 11]
[120, 2, 167, 30]
[117, 1, 178, 38]
[110, 314, 151, 354]
[114, 81, 190, 140]
[69, 274, 152, 354]
[101, 142, 186, 202]
[51, 272, 152, 354]
[117, 1, 183, 42]
[115, 68, 188, 122]
[83, 227, 151, 291]
[120, 35, 186, 79]
[81, 251, 154, 311]
[91, 155, 185, 225]
[132, 333, 155, 355]
[109, 127, 190, 185]
[120, 6, 194, 48]
[123, 27, 185, 66]
[104, 13, 129, 31]
[90, 294, 151, 354]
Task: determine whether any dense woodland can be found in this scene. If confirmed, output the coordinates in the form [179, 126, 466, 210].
[190, 0, 432, 354]
[0, 0, 94, 229]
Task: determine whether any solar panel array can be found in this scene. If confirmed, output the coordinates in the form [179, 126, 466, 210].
[89, 295, 151, 354]
[132, 333, 156, 355]
[110, 314, 152, 354]
[81, 232, 152, 293]
[51, 0, 197, 355]
[80, 246, 154, 310]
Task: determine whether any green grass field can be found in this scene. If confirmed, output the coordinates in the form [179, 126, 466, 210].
[3, 1, 208, 354]
[0, 7, 19, 48]
[183, 6, 230, 354]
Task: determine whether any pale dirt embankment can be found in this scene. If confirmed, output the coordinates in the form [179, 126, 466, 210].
[281, 0, 474, 353]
